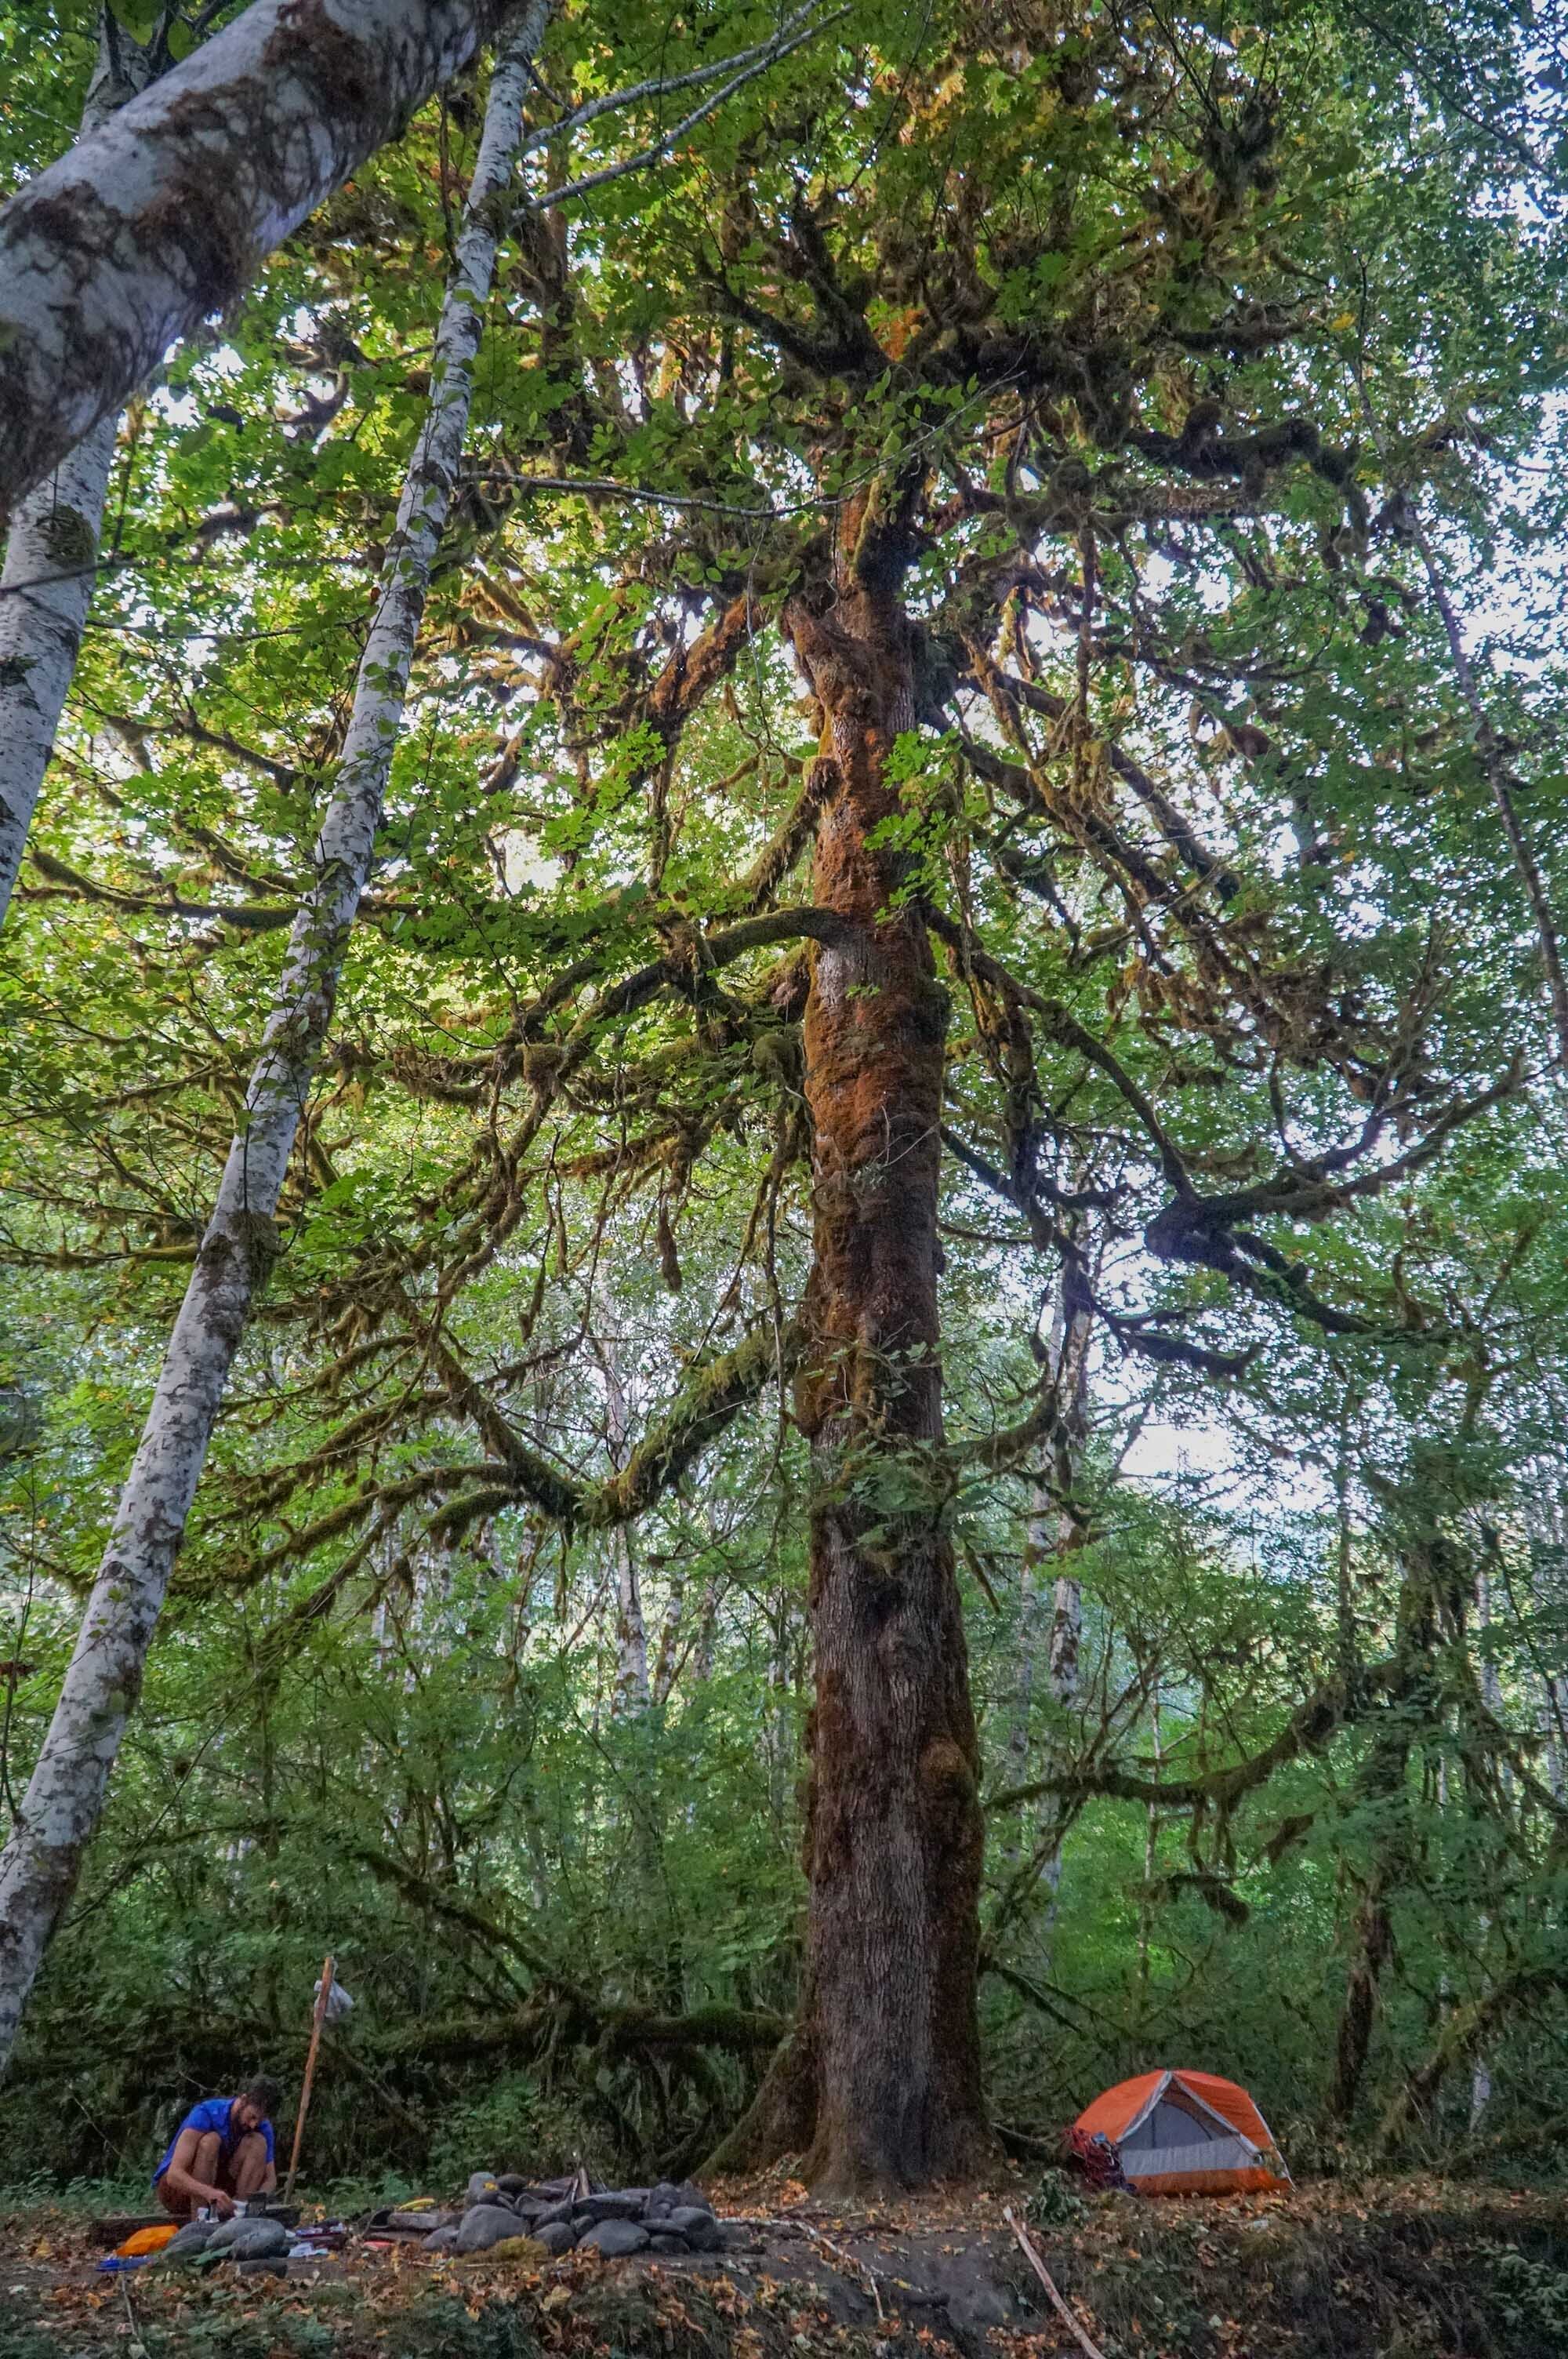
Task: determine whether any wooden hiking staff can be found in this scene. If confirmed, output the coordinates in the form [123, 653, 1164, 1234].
[1004, 2205, 1109, 2359]
[284, 1954, 334, 2200]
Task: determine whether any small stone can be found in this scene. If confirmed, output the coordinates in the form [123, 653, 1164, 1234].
[535, 2221, 579, 2255]
[675, 2180, 713, 2213]
[496, 2174, 528, 2196]
[424, 2225, 459, 2253]
[647, 2231, 690, 2254]
[234, 2253, 289, 2277]
[467, 2172, 503, 2208]
[664, 2207, 723, 2252]
[644, 2181, 684, 2220]
[456, 2204, 529, 2255]
[532, 2198, 575, 2229]
[579, 2219, 651, 2259]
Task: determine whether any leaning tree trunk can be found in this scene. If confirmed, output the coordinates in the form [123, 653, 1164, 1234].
[0, 5, 548, 2077]
[728, 511, 989, 2194]
[0, 0, 529, 528]
[0, 13, 165, 934]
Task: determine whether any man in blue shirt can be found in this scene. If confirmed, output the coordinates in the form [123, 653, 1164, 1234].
[153, 2077, 281, 2218]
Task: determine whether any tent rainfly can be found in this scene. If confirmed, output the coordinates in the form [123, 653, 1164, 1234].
[1072, 2069, 1291, 2196]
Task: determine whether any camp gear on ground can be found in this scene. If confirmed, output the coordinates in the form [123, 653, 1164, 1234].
[1063, 2127, 1132, 2193]
[1069, 2069, 1290, 2196]
[114, 2223, 179, 2257]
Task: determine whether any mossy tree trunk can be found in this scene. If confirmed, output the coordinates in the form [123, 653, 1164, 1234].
[725, 501, 990, 2194]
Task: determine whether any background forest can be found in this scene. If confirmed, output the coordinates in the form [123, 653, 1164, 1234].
[2, 0, 1568, 2201]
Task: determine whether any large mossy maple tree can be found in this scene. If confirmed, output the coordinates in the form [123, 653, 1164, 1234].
[464, 0, 1561, 2189]
[2, 0, 1565, 2194]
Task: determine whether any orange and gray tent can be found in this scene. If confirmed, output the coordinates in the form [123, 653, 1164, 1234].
[1071, 2069, 1290, 2196]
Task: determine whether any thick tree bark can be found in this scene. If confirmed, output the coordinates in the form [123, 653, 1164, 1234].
[0, 0, 528, 529]
[0, 5, 548, 2077]
[0, 14, 162, 933]
[738, 513, 989, 2194]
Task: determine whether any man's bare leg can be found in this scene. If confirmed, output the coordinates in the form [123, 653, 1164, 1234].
[157, 2131, 224, 2218]
[231, 2132, 270, 2201]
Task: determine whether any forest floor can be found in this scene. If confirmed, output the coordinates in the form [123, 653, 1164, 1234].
[0, 2169, 1565, 2359]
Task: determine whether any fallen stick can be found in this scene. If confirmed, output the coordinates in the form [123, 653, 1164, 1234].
[1004, 2205, 1109, 2359]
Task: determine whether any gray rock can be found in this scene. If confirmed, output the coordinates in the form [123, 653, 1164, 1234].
[390, 2208, 457, 2234]
[423, 2225, 459, 2253]
[496, 2174, 528, 2196]
[532, 2199, 576, 2229]
[644, 2181, 684, 2220]
[227, 2219, 292, 2261]
[234, 2254, 290, 2278]
[535, 2220, 579, 2255]
[467, 2172, 504, 2208]
[579, 2219, 650, 2259]
[647, 2231, 690, 2255]
[160, 2220, 217, 2262]
[456, 2204, 530, 2256]
[676, 2180, 713, 2214]
[575, 2190, 648, 2223]
[664, 2206, 723, 2252]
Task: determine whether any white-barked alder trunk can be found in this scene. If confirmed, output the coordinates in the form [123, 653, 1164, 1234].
[0, 14, 162, 934]
[0, 0, 528, 526]
[0, 2, 548, 2076]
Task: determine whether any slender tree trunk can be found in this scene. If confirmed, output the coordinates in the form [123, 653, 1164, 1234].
[1330, 1871, 1396, 2122]
[0, 14, 162, 934]
[0, 0, 528, 526]
[0, 6, 548, 2077]
[595, 1329, 650, 1717]
[1040, 1296, 1091, 1921]
[1134, 1692, 1163, 2026]
[766, 1594, 793, 1825]
[731, 509, 989, 2194]
[1002, 1489, 1049, 1858]
[1468, 1553, 1503, 2132]
[652, 1560, 686, 1707]
[1001, 1275, 1090, 1968]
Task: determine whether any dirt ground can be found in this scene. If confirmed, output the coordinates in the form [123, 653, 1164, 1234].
[1, 2168, 1565, 2359]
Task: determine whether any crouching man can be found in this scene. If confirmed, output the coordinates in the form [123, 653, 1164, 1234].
[154, 2076, 282, 2218]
